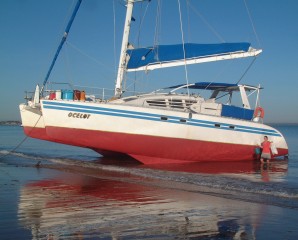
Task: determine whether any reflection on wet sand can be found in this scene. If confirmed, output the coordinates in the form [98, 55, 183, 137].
[19, 172, 264, 239]
[16, 157, 291, 239]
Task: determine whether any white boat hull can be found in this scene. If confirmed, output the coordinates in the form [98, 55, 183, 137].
[25, 100, 288, 164]
[19, 103, 49, 141]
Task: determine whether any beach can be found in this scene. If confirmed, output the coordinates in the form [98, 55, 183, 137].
[1, 125, 298, 239]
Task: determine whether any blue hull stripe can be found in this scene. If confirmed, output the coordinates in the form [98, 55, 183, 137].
[42, 101, 281, 137]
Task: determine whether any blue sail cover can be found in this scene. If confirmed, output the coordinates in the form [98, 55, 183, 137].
[126, 42, 251, 70]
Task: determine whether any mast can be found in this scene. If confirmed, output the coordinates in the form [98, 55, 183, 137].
[115, 0, 134, 97]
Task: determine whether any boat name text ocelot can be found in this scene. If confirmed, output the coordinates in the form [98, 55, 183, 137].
[68, 112, 91, 119]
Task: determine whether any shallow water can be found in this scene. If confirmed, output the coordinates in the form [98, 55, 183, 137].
[1, 125, 298, 239]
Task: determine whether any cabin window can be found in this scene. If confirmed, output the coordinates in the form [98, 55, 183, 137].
[169, 99, 184, 109]
[180, 118, 187, 123]
[185, 99, 197, 107]
[215, 124, 221, 128]
[229, 125, 235, 129]
[160, 116, 168, 121]
[146, 99, 167, 107]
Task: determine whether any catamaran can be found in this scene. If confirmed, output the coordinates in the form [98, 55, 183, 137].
[19, 0, 288, 164]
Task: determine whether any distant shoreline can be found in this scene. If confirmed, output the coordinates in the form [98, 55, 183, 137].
[0, 121, 21, 126]
[268, 123, 298, 126]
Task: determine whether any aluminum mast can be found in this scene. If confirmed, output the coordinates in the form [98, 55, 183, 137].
[114, 0, 134, 97]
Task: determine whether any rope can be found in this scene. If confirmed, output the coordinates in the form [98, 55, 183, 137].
[0, 113, 43, 181]
[0, 114, 42, 161]
[178, 0, 190, 97]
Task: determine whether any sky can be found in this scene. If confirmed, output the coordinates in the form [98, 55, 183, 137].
[0, 0, 298, 123]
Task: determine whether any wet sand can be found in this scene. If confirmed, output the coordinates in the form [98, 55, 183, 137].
[1, 158, 298, 239]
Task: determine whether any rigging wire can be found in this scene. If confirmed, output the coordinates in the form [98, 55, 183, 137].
[234, 1, 261, 85]
[66, 41, 115, 77]
[41, 0, 82, 93]
[133, 1, 145, 94]
[186, 0, 191, 42]
[153, 1, 162, 52]
[236, 57, 257, 84]
[113, 0, 118, 80]
[33, 1, 76, 95]
[134, 1, 151, 44]
[136, 2, 143, 47]
[116, 0, 152, 94]
[243, 0, 261, 48]
[177, 0, 190, 97]
[63, 42, 74, 88]
[133, 1, 151, 94]
[186, 0, 225, 43]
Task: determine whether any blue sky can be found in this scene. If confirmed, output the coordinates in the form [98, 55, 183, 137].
[0, 0, 297, 123]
